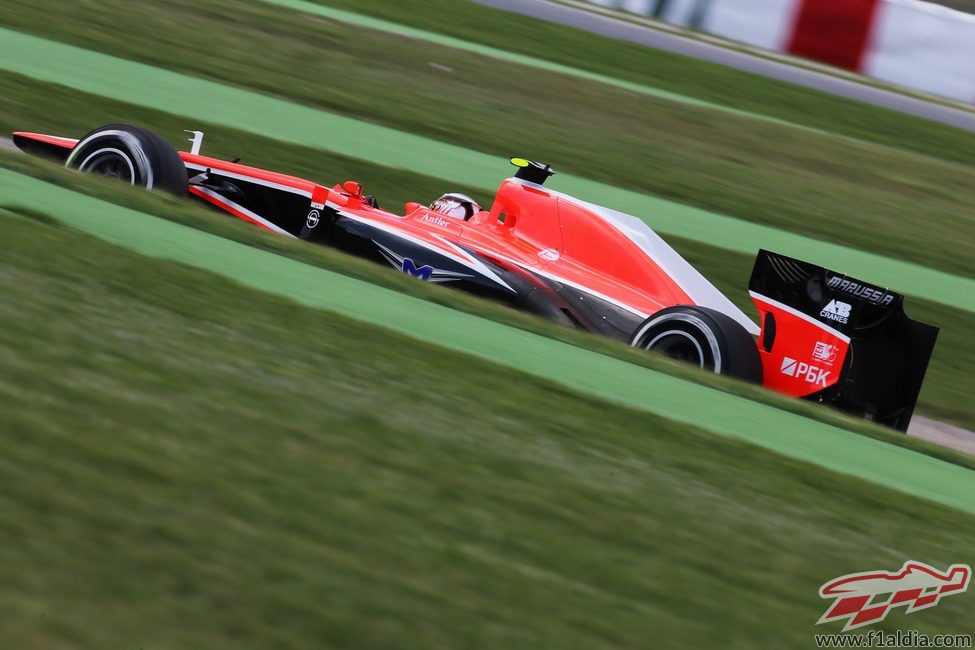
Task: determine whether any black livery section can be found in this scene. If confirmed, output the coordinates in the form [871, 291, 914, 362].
[187, 168, 312, 236]
[11, 133, 72, 162]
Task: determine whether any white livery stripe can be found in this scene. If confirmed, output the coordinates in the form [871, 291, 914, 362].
[192, 185, 296, 238]
[749, 291, 851, 343]
[184, 162, 313, 198]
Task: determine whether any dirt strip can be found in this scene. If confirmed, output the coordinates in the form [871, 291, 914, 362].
[910, 417, 975, 457]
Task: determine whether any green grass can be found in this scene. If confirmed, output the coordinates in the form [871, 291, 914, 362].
[308, 0, 975, 159]
[4, 71, 974, 434]
[3, 1, 975, 279]
[1, 212, 973, 649]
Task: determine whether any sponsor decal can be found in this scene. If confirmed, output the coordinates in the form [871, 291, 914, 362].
[817, 561, 970, 632]
[419, 213, 452, 228]
[373, 241, 473, 284]
[305, 209, 321, 229]
[402, 258, 434, 281]
[812, 341, 838, 366]
[780, 356, 830, 387]
[820, 299, 852, 324]
[538, 248, 560, 262]
[827, 276, 895, 306]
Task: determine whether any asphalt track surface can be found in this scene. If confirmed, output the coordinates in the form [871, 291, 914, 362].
[472, 0, 975, 131]
[1, 168, 973, 513]
[3, 28, 973, 313]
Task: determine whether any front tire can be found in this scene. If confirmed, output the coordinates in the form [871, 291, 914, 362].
[65, 124, 188, 195]
[630, 305, 762, 383]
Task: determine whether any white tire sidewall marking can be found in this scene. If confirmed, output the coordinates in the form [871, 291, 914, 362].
[632, 312, 723, 374]
[77, 147, 137, 186]
[646, 330, 706, 369]
[66, 130, 155, 190]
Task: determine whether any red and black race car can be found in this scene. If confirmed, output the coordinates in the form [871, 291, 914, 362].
[11, 124, 938, 430]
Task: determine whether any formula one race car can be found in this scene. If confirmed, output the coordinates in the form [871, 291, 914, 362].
[11, 124, 939, 430]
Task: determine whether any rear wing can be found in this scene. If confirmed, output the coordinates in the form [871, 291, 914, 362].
[748, 250, 938, 431]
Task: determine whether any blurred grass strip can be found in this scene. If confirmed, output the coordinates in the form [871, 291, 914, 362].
[1, 211, 973, 647]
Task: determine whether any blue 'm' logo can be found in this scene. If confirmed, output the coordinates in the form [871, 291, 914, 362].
[402, 258, 433, 281]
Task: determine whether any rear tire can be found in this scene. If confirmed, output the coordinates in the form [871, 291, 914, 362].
[65, 124, 188, 195]
[630, 305, 762, 383]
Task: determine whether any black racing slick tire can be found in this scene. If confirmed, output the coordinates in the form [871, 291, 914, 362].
[65, 124, 188, 195]
[630, 305, 763, 383]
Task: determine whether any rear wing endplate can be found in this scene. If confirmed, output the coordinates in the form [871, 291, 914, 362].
[748, 250, 937, 431]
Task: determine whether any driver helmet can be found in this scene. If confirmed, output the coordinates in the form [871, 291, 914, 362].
[429, 193, 481, 221]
